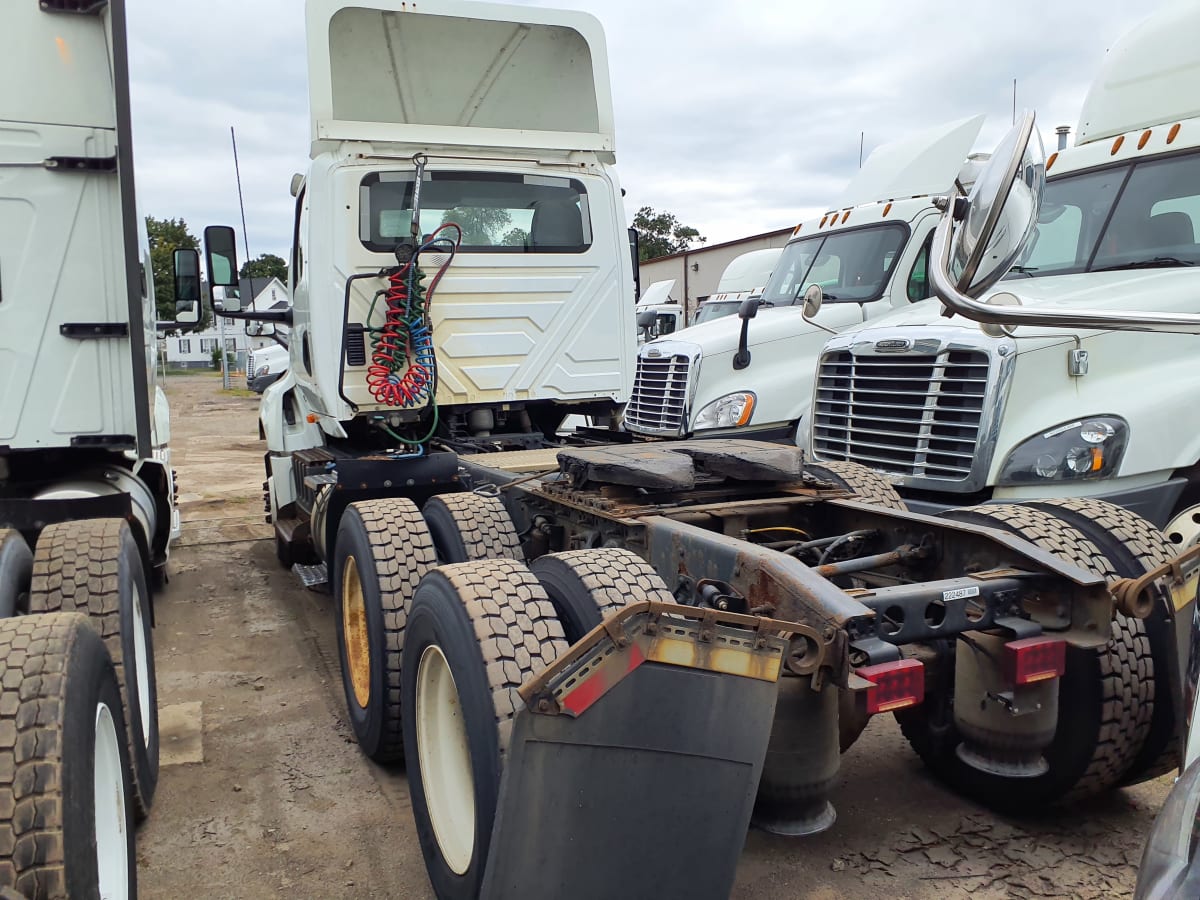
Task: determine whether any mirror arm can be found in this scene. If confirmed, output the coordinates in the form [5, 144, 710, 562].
[733, 318, 752, 370]
[930, 215, 1200, 335]
[802, 314, 838, 336]
[215, 309, 294, 325]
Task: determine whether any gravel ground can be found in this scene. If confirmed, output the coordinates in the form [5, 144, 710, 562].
[137, 374, 1172, 899]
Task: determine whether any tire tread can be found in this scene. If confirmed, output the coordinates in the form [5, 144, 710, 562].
[805, 460, 906, 510]
[0, 613, 91, 898]
[345, 498, 436, 762]
[28, 519, 154, 816]
[942, 503, 1152, 799]
[424, 493, 522, 561]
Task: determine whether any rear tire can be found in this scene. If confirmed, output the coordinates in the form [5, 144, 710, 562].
[422, 493, 522, 563]
[804, 460, 906, 510]
[402, 560, 567, 900]
[896, 503, 1152, 808]
[332, 499, 435, 763]
[0, 613, 137, 899]
[530, 548, 675, 642]
[1026, 497, 1180, 783]
[29, 519, 159, 821]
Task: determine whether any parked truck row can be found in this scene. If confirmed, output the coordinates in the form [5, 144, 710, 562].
[168, 2, 1199, 898]
[3, 0, 1196, 896]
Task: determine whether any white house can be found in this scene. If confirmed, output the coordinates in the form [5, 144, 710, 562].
[164, 277, 288, 369]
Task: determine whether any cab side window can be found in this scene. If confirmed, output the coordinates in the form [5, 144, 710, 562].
[906, 235, 933, 302]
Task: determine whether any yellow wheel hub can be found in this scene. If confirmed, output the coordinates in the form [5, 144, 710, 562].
[342, 555, 371, 709]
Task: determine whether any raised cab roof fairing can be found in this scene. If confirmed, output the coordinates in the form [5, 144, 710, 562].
[305, 0, 616, 156]
[835, 115, 985, 210]
[1076, 4, 1200, 145]
[636, 280, 676, 307]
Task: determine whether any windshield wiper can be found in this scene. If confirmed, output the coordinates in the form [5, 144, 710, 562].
[1009, 265, 1039, 275]
[1095, 256, 1197, 272]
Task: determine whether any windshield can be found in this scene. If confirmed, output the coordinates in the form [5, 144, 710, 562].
[360, 171, 592, 253]
[694, 300, 740, 324]
[759, 224, 908, 305]
[1010, 149, 1200, 278]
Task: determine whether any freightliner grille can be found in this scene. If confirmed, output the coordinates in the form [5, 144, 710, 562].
[625, 353, 692, 436]
[812, 349, 990, 480]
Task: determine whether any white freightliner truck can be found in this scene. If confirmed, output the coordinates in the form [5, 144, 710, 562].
[624, 118, 988, 443]
[806, 6, 1200, 541]
[189, 3, 1192, 898]
[806, 3, 1200, 856]
[0, 0, 181, 894]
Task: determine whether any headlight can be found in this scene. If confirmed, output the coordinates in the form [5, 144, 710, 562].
[255, 364, 270, 377]
[693, 392, 756, 430]
[997, 416, 1127, 485]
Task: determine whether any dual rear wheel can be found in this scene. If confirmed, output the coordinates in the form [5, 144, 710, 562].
[0, 520, 149, 899]
[331, 494, 670, 897]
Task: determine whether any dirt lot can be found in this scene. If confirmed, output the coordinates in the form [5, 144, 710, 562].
[139, 373, 1172, 899]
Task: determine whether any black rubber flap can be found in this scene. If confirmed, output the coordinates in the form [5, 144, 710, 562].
[480, 663, 779, 900]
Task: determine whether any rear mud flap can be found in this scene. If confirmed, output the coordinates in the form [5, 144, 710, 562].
[480, 607, 798, 900]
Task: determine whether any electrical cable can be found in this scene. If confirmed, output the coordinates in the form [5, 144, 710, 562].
[364, 223, 461, 447]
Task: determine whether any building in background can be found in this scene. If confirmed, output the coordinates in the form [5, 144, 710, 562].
[637, 227, 793, 322]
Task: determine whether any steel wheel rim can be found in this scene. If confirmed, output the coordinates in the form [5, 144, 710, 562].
[94, 702, 130, 899]
[131, 580, 152, 747]
[415, 644, 476, 875]
[342, 556, 371, 709]
[1165, 503, 1200, 550]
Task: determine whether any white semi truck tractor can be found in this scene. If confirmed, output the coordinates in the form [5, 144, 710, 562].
[624, 118, 988, 443]
[804, 5, 1200, 796]
[0, 1, 184, 894]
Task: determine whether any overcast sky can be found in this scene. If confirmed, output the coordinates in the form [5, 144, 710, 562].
[125, 0, 1175, 261]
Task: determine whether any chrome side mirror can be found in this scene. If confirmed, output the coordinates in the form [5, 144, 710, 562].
[800, 283, 837, 335]
[933, 111, 1200, 334]
[952, 111, 1044, 297]
[802, 284, 823, 319]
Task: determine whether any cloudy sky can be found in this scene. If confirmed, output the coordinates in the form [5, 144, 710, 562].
[125, 0, 1175, 261]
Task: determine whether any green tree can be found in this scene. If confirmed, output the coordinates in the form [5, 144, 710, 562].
[442, 207, 511, 245]
[146, 216, 207, 328]
[632, 206, 706, 261]
[501, 227, 530, 248]
[240, 253, 289, 283]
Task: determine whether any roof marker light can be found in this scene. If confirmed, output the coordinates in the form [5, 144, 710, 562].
[1168, 123, 1181, 144]
[1138, 129, 1152, 150]
[1111, 135, 1125, 155]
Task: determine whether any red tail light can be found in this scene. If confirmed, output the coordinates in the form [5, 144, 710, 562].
[856, 658, 924, 715]
[1004, 637, 1066, 686]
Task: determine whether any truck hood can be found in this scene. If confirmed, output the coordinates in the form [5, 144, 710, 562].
[305, 0, 614, 156]
[644, 306, 840, 358]
[842, 268, 1200, 344]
